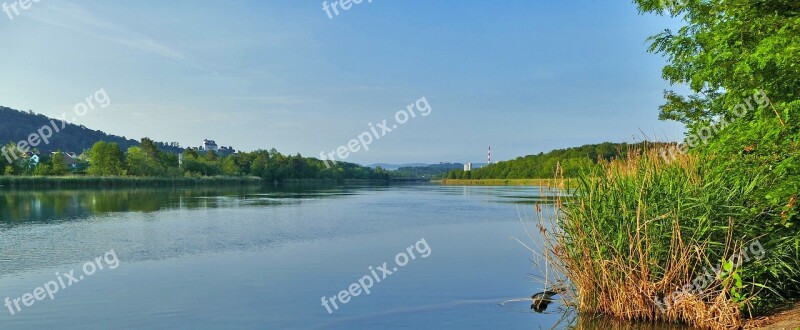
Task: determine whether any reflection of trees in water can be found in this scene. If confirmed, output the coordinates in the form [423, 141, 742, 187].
[0, 187, 259, 223]
[0, 185, 366, 224]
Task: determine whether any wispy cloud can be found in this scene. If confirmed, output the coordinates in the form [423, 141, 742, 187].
[26, 0, 204, 69]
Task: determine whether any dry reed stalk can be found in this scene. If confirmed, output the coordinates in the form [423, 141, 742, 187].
[528, 148, 746, 330]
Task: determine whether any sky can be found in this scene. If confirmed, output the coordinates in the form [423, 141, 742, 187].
[0, 0, 686, 165]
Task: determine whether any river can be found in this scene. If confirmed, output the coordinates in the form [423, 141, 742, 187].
[0, 184, 686, 329]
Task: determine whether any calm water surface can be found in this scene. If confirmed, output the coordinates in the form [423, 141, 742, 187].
[0, 185, 686, 329]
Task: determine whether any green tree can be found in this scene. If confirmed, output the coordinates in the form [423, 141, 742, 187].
[221, 157, 240, 176]
[158, 152, 178, 170]
[0, 146, 8, 175]
[125, 147, 150, 176]
[634, 0, 800, 313]
[32, 164, 50, 176]
[50, 152, 69, 176]
[182, 149, 199, 160]
[2, 142, 24, 175]
[140, 137, 160, 160]
[88, 142, 125, 176]
[635, 0, 798, 128]
[205, 150, 218, 162]
[634, 0, 799, 222]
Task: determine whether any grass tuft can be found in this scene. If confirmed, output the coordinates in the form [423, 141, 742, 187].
[532, 147, 795, 330]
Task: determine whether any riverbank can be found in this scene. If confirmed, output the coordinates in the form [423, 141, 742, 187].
[746, 303, 800, 329]
[0, 176, 398, 189]
[0, 176, 264, 189]
[538, 149, 800, 330]
[437, 178, 575, 188]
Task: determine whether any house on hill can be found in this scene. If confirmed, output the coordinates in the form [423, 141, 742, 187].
[199, 140, 235, 155]
[200, 139, 218, 151]
[27, 153, 39, 166]
[52, 152, 79, 169]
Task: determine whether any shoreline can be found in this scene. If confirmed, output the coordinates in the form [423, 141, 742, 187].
[0, 176, 265, 189]
[436, 178, 575, 187]
[746, 303, 800, 329]
[0, 176, 397, 189]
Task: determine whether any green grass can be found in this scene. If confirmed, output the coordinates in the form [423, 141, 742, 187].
[537, 149, 800, 329]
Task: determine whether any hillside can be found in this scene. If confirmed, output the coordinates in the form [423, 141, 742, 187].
[447, 142, 674, 179]
[0, 106, 183, 154]
[391, 163, 463, 179]
[367, 163, 429, 171]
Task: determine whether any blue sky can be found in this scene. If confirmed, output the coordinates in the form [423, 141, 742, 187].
[0, 0, 685, 164]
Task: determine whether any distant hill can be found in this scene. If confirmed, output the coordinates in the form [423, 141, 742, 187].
[392, 163, 464, 179]
[447, 142, 673, 179]
[367, 163, 429, 171]
[0, 106, 183, 154]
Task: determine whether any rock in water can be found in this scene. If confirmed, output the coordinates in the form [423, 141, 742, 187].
[530, 287, 566, 313]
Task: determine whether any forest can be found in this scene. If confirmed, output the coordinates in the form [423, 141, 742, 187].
[445, 142, 672, 179]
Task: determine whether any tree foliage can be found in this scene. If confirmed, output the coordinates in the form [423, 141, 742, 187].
[50, 152, 69, 176]
[88, 142, 125, 176]
[446, 142, 667, 179]
[632, 0, 800, 313]
[633, 0, 799, 225]
[21, 139, 389, 182]
[392, 163, 463, 179]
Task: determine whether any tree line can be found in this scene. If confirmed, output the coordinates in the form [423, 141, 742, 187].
[392, 163, 463, 179]
[2, 138, 390, 181]
[446, 142, 671, 179]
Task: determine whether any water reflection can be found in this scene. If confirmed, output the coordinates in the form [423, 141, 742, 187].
[435, 185, 568, 205]
[0, 184, 689, 330]
[568, 314, 689, 330]
[0, 184, 570, 225]
[0, 185, 379, 224]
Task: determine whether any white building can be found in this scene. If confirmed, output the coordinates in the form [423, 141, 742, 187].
[464, 163, 473, 171]
[201, 139, 219, 151]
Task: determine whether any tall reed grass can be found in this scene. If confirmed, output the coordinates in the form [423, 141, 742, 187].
[534, 148, 792, 329]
